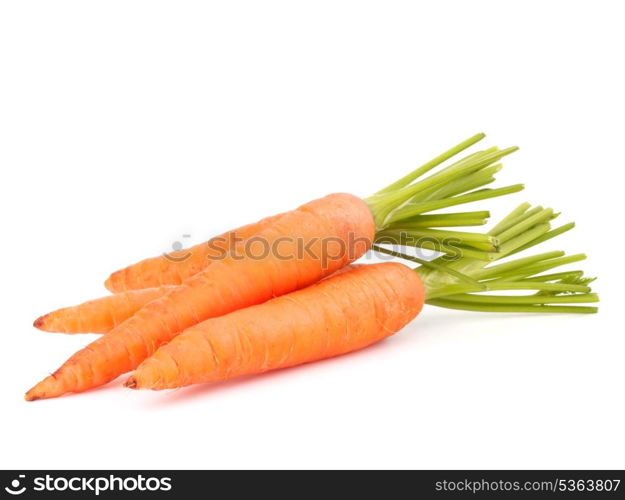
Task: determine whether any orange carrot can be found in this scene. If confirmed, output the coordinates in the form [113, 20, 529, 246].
[37, 265, 362, 334]
[104, 134, 523, 293]
[27, 135, 530, 401]
[126, 263, 424, 390]
[34, 286, 175, 334]
[25, 193, 375, 400]
[104, 213, 283, 293]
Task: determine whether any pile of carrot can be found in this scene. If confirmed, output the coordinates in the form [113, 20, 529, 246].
[26, 134, 598, 401]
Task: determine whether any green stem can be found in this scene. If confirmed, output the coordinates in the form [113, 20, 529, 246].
[487, 202, 531, 235]
[386, 211, 490, 229]
[410, 203, 598, 314]
[487, 254, 587, 282]
[507, 222, 575, 256]
[371, 245, 483, 287]
[398, 238, 497, 261]
[495, 208, 554, 243]
[522, 271, 584, 282]
[375, 133, 486, 195]
[489, 205, 543, 235]
[366, 140, 521, 229]
[497, 223, 552, 257]
[368, 150, 494, 225]
[418, 163, 502, 202]
[425, 299, 598, 314]
[473, 251, 565, 280]
[427, 280, 591, 299]
[435, 293, 599, 305]
[377, 228, 499, 252]
[386, 184, 525, 224]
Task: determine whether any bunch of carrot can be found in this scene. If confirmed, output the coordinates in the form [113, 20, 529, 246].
[26, 134, 598, 401]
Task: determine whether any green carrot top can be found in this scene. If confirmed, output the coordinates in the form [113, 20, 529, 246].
[365, 133, 524, 254]
[374, 202, 598, 314]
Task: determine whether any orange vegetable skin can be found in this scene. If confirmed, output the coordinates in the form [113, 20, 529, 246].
[127, 262, 424, 390]
[25, 193, 375, 400]
[35, 267, 363, 335]
[104, 213, 284, 293]
[33, 286, 176, 334]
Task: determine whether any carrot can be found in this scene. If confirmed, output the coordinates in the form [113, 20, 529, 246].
[126, 203, 599, 391]
[126, 263, 425, 390]
[34, 286, 175, 334]
[25, 193, 375, 400]
[104, 133, 524, 293]
[104, 213, 283, 293]
[27, 200, 598, 400]
[37, 265, 363, 334]
[26, 135, 528, 400]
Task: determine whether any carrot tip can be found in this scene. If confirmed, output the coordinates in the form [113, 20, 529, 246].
[124, 377, 138, 389]
[33, 315, 46, 329]
[104, 274, 118, 293]
[24, 391, 39, 402]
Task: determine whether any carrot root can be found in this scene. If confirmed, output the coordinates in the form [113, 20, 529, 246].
[33, 316, 46, 329]
[104, 213, 285, 293]
[25, 193, 375, 400]
[126, 263, 424, 391]
[33, 286, 177, 334]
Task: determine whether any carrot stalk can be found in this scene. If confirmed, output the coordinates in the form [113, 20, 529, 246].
[415, 204, 598, 313]
[386, 211, 490, 228]
[383, 183, 525, 223]
[493, 208, 554, 243]
[426, 280, 592, 299]
[521, 271, 585, 283]
[507, 222, 576, 256]
[377, 228, 500, 251]
[371, 244, 483, 287]
[471, 251, 566, 280]
[424, 301, 598, 314]
[480, 254, 587, 283]
[375, 132, 487, 194]
[431, 293, 599, 305]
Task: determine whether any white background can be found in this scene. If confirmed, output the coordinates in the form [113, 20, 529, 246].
[1, 1, 623, 470]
